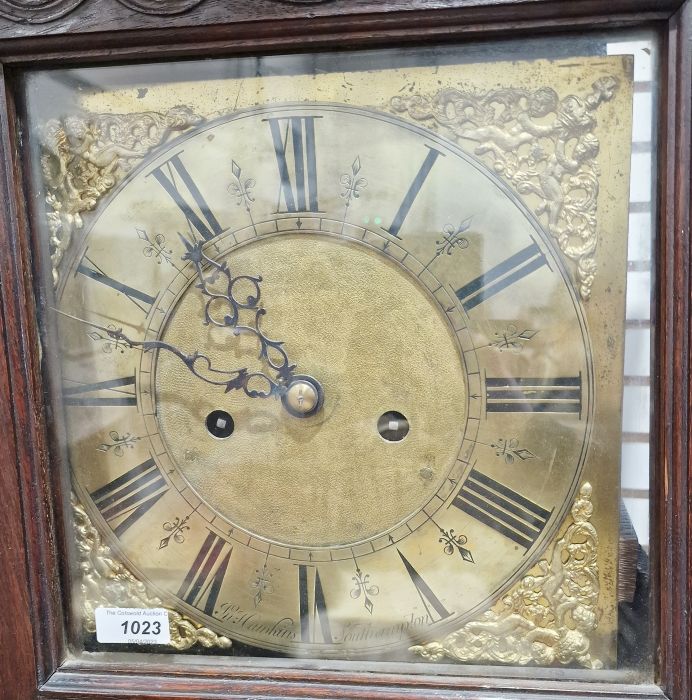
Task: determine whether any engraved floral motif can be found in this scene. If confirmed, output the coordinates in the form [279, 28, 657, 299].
[138, 228, 174, 266]
[489, 325, 538, 353]
[88, 324, 133, 354]
[96, 430, 141, 456]
[41, 106, 204, 287]
[250, 564, 275, 608]
[437, 218, 471, 257]
[228, 160, 256, 211]
[491, 437, 536, 464]
[73, 497, 231, 650]
[159, 515, 191, 549]
[390, 78, 619, 299]
[438, 528, 474, 562]
[350, 566, 379, 615]
[410, 483, 601, 668]
[422, 218, 471, 273]
[340, 156, 368, 207]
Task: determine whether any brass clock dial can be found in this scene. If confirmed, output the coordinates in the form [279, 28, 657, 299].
[57, 103, 596, 657]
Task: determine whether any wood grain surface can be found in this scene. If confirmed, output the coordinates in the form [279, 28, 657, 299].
[654, 3, 692, 699]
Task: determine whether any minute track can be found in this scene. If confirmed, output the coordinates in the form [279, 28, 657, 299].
[137, 218, 481, 559]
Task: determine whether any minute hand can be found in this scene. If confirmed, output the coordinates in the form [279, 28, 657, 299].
[66, 314, 285, 400]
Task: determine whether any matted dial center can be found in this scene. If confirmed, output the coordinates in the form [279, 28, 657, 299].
[154, 234, 467, 548]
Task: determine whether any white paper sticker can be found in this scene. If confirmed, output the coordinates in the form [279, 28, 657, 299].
[95, 607, 171, 645]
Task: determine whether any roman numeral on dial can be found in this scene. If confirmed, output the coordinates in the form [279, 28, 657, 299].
[455, 241, 548, 312]
[298, 564, 332, 643]
[148, 152, 223, 241]
[385, 145, 443, 238]
[63, 375, 137, 407]
[77, 255, 156, 314]
[90, 457, 168, 538]
[177, 531, 233, 616]
[451, 468, 552, 550]
[397, 550, 451, 623]
[485, 374, 582, 415]
[266, 116, 320, 213]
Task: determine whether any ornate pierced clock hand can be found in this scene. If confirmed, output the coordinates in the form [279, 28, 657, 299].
[54, 310, 285, 399]
[179, 235, 296, 385]
[175, 236, 324, 415]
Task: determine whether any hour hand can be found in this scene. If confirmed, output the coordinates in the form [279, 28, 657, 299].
[179, 236, 296, 385]
[180, 235, 262, 331]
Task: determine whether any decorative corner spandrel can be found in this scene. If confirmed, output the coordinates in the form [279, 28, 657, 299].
[410, 482, 601, 669]
[40, 106, 204, 288]
[390, 78, 620, 301]
[72, 495, 232, 651]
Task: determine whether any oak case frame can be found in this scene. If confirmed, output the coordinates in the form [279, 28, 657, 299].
[0, 1, 688, 699]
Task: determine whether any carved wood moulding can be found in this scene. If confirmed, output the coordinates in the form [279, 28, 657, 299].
[0, 0, 194, 23]
[0, 0, 335, 23]
[0, 1, 679, 54]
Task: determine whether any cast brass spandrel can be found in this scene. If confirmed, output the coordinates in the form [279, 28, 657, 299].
[73, 495, 232, 651]
[411, 482, 601, 668]
[40, 106, 204, 286]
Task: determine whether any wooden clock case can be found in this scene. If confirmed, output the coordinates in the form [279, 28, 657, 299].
[0, 1, 689, 698]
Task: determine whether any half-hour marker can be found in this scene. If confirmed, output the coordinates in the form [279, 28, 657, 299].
[148, 152, 223, 241]
[63, 375, 137, 407]
[77, 255, 156, 314]
[485, 374, 582, 415]
[266, 116, 320, 213]
[451, 468, 552, 550]
[90, 457, 167, 537]
[455, 241, 548, 311]
[385, 145, 443, 238]
[177, 531, 232, 616]
[298, 564, 332, 643]
[397, 550, 451, 623]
